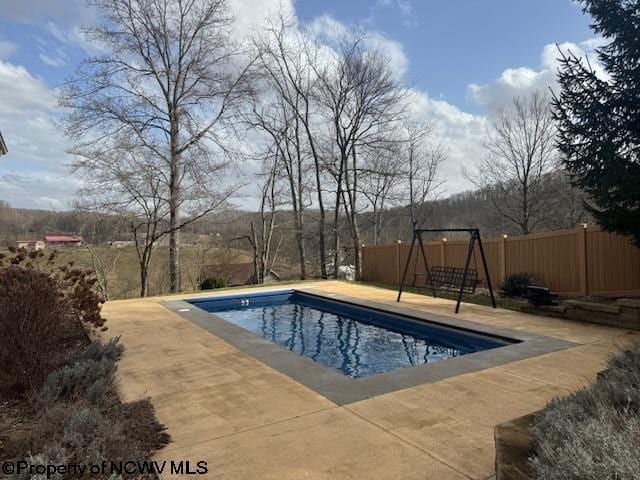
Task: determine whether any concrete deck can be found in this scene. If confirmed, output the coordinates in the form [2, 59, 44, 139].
[101, 281, 640, 480]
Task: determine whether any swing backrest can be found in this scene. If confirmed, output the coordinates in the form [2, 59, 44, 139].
[425, 266, 478, 294]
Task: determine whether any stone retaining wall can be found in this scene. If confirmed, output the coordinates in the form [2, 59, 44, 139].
[521, 298, 640, 330]
[494, 412, 536, 480]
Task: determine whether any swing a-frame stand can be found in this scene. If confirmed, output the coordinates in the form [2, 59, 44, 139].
[396, 228, 497, 314]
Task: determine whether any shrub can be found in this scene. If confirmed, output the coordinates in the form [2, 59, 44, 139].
[37, 358, 117, 406]
[11, 454, 66, 480]
[499, 272, 537, 297]
[0, 248, 105, 328]
[0, 249, 107, 398]
[60, 407, 126, 465]
[66, 337, 123, 365]
[58, 265, 105, 328]
[530, 344, 640, 479]
[200, 275, 227, 290]
[37, 339, 123, 407]
[16, 339, 170, 478]
[0, 267, 72, 397]
[29, 400, 168, 475]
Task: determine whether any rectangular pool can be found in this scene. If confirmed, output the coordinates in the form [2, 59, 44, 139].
[187, 290, 510, 378]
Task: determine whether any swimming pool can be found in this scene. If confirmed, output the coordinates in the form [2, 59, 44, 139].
[187, 290, 509, 378]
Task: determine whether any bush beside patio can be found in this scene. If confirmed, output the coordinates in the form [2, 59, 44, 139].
[529, 344, 640, 479]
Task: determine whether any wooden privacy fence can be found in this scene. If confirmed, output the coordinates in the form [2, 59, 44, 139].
[361, 226, 640, 297]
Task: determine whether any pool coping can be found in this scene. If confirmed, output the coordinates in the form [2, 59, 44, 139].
[162, 288, 575, 405]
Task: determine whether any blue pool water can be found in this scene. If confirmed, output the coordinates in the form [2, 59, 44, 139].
[188, 291, 510, 378]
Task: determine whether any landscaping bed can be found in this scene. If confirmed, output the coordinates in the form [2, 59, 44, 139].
[495, 343, 640, 479]
[0, 249, 170, 479]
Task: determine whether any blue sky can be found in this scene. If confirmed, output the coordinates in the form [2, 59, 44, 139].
[297, 0, 593, 113]
[0, 0, 598, 209]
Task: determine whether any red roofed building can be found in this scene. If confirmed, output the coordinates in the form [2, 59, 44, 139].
[44, 235, 84, 246]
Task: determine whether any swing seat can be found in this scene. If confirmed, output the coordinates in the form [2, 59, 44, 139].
[414, 266, 479, 294]
[397, 227, 496, 313]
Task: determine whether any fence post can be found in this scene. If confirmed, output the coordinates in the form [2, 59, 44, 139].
[395, 240, 401, 285]
[440, 238, 447, 266]
[578, 223, 588, 296]
[499, 234, 508, 282]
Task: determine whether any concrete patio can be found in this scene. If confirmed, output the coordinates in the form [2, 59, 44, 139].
[101, 281, 640, 480]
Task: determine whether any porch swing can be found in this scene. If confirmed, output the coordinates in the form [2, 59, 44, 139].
[396, 228, 497, 314]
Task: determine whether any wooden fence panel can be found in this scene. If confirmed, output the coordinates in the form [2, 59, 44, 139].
[398, 244, 411, 284]
[361, 227, 640, 297]
[441, 241, 468, 268]
[505, 229, 582, 295]
[361, 244, 398, 285]
[587, 229, 640, 296]
[478, 239, 501, 289]
[438, 240, 499, 288]
[397, 242, 441, 285]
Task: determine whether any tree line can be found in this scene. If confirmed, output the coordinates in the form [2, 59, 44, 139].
[27, 0, 637, 297]
[60, 1, 444, 292]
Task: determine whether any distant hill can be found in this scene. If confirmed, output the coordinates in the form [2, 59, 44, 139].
[0, 171, 590, 277]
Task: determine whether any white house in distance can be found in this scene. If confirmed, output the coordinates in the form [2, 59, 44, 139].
[16, 240, 46, 250]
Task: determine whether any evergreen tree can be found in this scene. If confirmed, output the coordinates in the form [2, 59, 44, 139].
[552, 0, 640, 246]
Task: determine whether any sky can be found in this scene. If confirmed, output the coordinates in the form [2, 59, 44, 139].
[0, 0, 598, 210]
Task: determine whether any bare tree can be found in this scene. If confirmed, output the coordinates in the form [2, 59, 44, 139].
[72, 142, 232, 297]
[73, 147, 167, 297]
[464, 92, 558, 235]
[79, 215, 123, 301]
[62, 0, 251, 293]
[360, 145, 404, 244]
[402, 121, 445, 230]
[244, 93, 310, 279]
[235, 149, 283, 284]
[314, 35, 406, 279]
[251, 15, 329, 278]
[183, 241, 216, 291]
[542, 169, 590, 230]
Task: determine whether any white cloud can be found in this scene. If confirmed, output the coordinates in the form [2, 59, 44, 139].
[0, 170, 81, 210]
[39, 52, 67, 67]
[0, 0, 299, 209]
[0, 1, 467, 208]
[228, 0, 294, 40]
[366, 32, 408, 79]
[307, 14, 350, 43]
[0, 41, 17, 60]
[468, 38, 605, 111]
[44, 20, 105, 56]
[0, 0, 96, 29]
[0, 61, 56, 114]
[0, 59, 70, 198]
[406, 89, 487, 194]
[34, 32, 71, 67]
[307, 14, 409, 81]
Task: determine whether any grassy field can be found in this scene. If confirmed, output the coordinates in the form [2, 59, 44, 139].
[2, 245, 251, 300]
